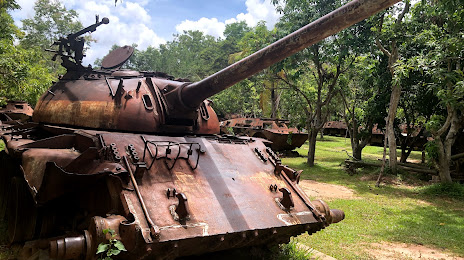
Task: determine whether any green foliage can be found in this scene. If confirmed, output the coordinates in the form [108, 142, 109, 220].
[419, 183, 464, 199]
[404, 0, 464, 116]
[96, 229, 126, 260]
[116, 30, 229, 82]
[426, 115, 445, 134]
[224, 126, 234, 135]
[272, 239, 313, 260]
[0, 0, 56, 105]
[20, 0, 84, 49]
[286, 132, 293, 145]
[424, 140, 439, 161]
[212, 78, 263, 118]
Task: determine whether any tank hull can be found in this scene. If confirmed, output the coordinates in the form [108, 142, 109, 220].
[220, 118, 307, 151]
[0, 101, 34, 127]
[1, 124, 341, 259]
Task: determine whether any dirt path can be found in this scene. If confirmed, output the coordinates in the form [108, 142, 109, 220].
[299, 180, 358, 200]
[369, 242, 464, 260]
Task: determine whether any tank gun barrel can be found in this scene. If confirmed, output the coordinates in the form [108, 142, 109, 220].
[180, 0, 401, 108]
[67, 16, 109, 39]
[49, 16, 109, 70]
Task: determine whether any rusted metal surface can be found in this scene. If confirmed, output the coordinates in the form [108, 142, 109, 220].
[1, 125, 340, 258]
[0, 101, 34, 127]
[220, 118, 307, 151]
[33, 73, 219, 135]
[323, 121, 348, 137]
[101, 45, 134, 69]
[0, 1, 403, 258]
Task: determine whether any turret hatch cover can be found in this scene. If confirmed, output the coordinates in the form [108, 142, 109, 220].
[101, 45, 134, 69]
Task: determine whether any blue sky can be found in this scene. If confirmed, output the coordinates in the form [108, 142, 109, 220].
[10, 0, 282, 65]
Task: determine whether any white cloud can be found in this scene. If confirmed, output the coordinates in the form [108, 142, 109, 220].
[237, 0, 281, 28]
[175, 17, 226, 38]
[10, 0, 280, 65]
[10, 0, 36, 27]
[12, 0, 165, 65]
[175, 0, 281, 39]
[118, 2, 151, 23]
[76, 1, 165, 64]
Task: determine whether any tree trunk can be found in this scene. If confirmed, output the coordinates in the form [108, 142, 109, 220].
[270, 81, 281, 119]
[376, 125, 389, 187]
[386, 83, 401, 174]
[400, 149, 412, 163]
[353, 145, 363, 161]
[435, 139, 453, 183]
[376, 2, 410, 175]
[271, 83, 277, 118]
[307, 128, 318, 167]
[432, 109, 461, 183]
[350, 120, 363, 161]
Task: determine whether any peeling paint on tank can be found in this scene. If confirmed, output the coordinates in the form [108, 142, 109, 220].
[174, 172, 206, 196]
[246, 171, 287, 190]
[277, 211, 313, 225]
[159, 223, 209, 236]
[34, 100, 117, 129]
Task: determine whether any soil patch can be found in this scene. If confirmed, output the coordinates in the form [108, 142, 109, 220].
[369, 242, 464, 260]
[360, 174, 427, 188]
[299, 180, 358, 200]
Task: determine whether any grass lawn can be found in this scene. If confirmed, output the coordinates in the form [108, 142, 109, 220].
[283, 136, 464, 259]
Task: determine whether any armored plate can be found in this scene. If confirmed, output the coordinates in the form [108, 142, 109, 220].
[101, 45, 134, 69]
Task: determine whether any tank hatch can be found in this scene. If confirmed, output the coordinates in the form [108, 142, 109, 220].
[101, 45, 134, 70]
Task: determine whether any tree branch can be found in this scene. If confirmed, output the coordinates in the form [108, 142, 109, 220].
[375, 13, 391, 57]
[396, 0, 410, 26]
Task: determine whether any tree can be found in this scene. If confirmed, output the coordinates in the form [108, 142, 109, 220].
[339, 55, 389, 160]
[119, 30, 225, 82]
[21, 0, 83, 49]
[0, 0, 54, 105]
[405, 0, 464, 183]
[20, 0, 87, 75]
[395, 71, 439, 163]
[374, 1, 411, 174]
[272, 0, 372, 166]
[230, 22, 283, 118]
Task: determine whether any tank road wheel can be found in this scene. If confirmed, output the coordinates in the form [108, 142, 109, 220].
[7, 176, 38, 243]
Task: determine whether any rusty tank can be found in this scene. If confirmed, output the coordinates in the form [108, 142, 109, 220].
[220, 118, 307, 151]
[0, 101, 34, 127]
[0, 1, 401, 259]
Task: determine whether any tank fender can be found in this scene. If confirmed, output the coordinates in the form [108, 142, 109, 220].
[35, 161, 126, 204]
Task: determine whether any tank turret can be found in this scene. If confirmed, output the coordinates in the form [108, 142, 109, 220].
[33, 0, 400, 135]
[1, 1, 400, 259]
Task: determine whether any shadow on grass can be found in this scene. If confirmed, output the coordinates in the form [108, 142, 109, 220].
[284, 155, 464, 211]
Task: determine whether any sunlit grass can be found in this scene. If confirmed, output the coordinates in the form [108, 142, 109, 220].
[282, 136, 464, 259]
